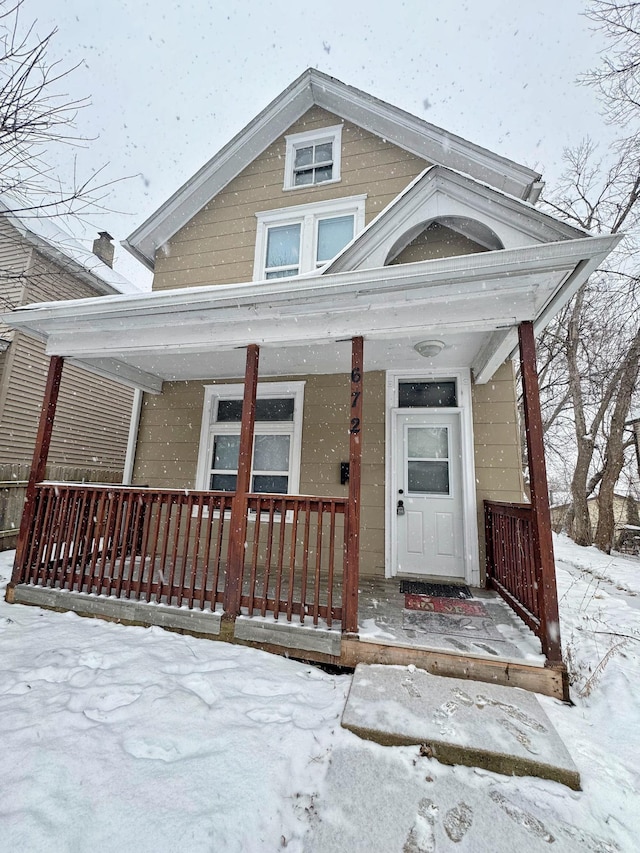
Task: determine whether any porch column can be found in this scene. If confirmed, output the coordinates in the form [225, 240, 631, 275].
[343, 336, 363, 633]
[518, 322, 562, 664]
[11, 355, 64, 587]
[223, 344, 259, 617]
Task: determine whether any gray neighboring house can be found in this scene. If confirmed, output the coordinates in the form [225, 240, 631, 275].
[0, 202, 137, 549]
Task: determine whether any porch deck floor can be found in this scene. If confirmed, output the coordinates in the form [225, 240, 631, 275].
[356, 577, 545, 666]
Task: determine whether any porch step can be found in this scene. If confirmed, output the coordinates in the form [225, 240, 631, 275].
[341, 663, 580, 790]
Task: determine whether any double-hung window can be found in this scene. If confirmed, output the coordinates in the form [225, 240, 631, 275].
[284, 125, 342, 190]
[196, 382, 305, 495]
[255, 195, 366, 281]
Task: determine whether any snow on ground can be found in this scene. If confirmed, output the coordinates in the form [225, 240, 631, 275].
[1, 537, 639, 852]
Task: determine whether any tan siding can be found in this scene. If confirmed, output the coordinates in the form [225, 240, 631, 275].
[0, 332, 132, 470]
[390, 222, 488, 265]
[472, 360, 525, 572]
[152, 105, 430, 291]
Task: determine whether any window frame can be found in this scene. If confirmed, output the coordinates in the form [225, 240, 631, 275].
[253, 195, 366, 282]
[195, 381, 306, 496]
[283, 125, 343, 190]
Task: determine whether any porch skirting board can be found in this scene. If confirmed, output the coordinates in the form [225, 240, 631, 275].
[11, 585, 222, 637]
[234, 615, 342, 657]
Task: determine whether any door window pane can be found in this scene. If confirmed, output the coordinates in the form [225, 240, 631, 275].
[399, 381, 457, 408]
[212, 435, 240, 470]
[408, 427, 448, 459]
[254, 435, 290, 472]
[408, 461, 449, 494]
[316, 215, 354, 263]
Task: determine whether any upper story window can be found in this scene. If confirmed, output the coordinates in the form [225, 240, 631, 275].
[254, 195, 366, 281]
[283, 125, 343, 190]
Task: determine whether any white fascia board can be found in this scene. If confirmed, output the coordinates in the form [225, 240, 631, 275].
[310, 75, 541, 198]
[3, 234, 620, 339]
[124, 70, 541, 269]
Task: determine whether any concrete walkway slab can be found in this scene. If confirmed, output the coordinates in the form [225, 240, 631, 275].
[342, 664, 580, 789]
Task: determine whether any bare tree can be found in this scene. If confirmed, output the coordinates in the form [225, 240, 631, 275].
[538, 135, 640, 550]
[583, 1, 640, 126]
[0, 0, 114, 219]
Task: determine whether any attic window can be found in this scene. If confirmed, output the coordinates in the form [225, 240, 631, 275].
[284, 125, 343, 190]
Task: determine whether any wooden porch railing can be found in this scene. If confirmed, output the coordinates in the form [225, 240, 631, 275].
[242, 495, 345, 627]
[484, 500, 542, 641]
[14, 483, 347, 628]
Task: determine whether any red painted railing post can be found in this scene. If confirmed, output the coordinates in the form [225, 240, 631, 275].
[518, 322, 563, 665]
[343, 336, 363, 634]
[10, 356, 64, 590]
[223, 344, 259, 616]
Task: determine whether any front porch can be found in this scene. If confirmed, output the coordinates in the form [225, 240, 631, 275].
[7, 471, 567, 699]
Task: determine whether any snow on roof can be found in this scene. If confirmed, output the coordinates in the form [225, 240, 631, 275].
[0, 195, 137, 295]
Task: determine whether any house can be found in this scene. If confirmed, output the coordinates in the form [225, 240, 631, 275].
[0, 202, 137, 548]
[551, 492, 640, 552]
[2, 71, 620, 701]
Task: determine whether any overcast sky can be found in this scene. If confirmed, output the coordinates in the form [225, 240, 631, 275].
[24, 0, 613, 289]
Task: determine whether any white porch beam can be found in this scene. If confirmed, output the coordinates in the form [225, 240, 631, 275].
[66, 357, 163, 394]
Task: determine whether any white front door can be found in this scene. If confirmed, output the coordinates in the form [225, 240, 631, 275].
[393, 411, 465, 577]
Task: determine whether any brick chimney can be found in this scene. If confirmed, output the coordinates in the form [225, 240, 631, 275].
[92, 231, 114, 268]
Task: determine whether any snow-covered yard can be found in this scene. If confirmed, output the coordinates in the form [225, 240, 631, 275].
[1, 536, 638, 852]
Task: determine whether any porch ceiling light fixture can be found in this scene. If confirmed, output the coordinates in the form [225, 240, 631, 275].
[414, 339, 445, 358]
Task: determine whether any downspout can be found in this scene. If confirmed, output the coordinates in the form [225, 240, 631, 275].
[122, 388, 143, 485]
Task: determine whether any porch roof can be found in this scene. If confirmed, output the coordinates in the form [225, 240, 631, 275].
[2, 234, 619, 393]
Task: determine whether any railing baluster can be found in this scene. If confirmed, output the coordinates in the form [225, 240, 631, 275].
[273, 498, 287, 621]
[247, 497, 262, 616]
[326, 502, 336, 628]
[189, 494, 205, 609]
[300, 499, 311, 625]
[286, 500, 299, 622]
[176, 494, 194, 607]
[166, 497, 183, 606]
[115, 493, 136, 599]
[313, 500, 323, 626]
[261, 498, 275, 617]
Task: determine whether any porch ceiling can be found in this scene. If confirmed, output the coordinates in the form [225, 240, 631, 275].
[2, 236, 619, 392]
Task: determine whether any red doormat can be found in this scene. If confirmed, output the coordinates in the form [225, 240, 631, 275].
[404, 594, 488, 617]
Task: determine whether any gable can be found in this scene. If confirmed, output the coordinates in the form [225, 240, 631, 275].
[324, 165, 590, 275]
[152, 105, 430, 291]
[125, 70, 542, 270]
